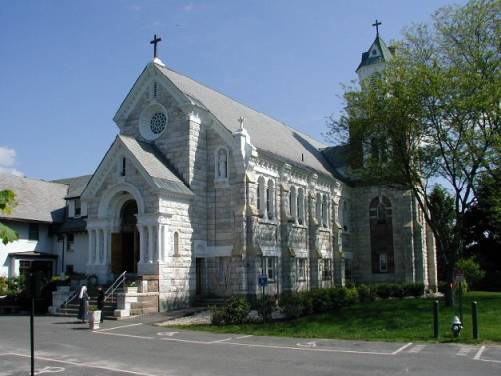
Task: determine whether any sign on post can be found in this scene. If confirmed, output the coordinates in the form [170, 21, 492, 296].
[455, 270, 465, 283]
[258, 273, 268, 287]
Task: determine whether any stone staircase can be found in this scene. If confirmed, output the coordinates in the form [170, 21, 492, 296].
[53, 286, 119, 320]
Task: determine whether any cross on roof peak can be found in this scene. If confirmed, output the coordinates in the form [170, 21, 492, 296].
[372, 19, 382, 37]
[150, 34, 162, 59]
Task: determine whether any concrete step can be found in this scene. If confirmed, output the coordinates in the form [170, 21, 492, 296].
[129, 306, 158, 316]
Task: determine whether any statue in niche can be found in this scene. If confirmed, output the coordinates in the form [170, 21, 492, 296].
[217, 149, 228, 178]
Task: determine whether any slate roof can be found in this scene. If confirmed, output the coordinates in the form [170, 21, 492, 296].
[118, 135, 192, 195]
[0, 173, 67, 223]
[356, 36, 393, 72]
[52, 175, 92, 198]
[156, 65, 335, 177]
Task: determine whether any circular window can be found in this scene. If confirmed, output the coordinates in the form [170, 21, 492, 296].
[139, 103, 168, 141]
[150, 112, 166, 134]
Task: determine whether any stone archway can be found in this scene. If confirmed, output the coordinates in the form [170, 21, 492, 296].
[111, 200, 140, 274]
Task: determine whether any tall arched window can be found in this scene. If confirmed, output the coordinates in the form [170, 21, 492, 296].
[173, 231, 179, 256]
[216, 148, 228, 179]
[289, 186, 296, 219]
[315, 193, 321, 224]
[342, 201, 349, 232]
[369, 196, 394, 273]
[257, 176, 265, 216]
[297, 188, 305, 225]
[266, 179, 274, 220]
[322, 194, 328, 228]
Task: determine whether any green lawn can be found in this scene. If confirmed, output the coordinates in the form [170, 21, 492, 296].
[178, 291, 501, 343]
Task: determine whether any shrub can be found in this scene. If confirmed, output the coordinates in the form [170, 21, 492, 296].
[356, 284, 375, 302]
[0, 276, 7, 296]
[456, 257, 486, 288]
[210, 307, 226, 326]
[223, 296, 251, 324]
[279, 293, 304, 319]
[310, 288, 332, 313]
[298, 291, 314, 315]
[346, 287, 359, 305]
[404, 283, 425, 298]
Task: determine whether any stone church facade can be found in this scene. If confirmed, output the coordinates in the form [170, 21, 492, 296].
[0, 34, 437, 313]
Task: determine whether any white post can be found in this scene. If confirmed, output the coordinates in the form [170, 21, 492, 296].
[157, 225, 163, 263]
[148, 225, 154, 264]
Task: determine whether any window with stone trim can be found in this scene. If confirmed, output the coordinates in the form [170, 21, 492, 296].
[266, 179, 274, 220]
[257, 176, 266, 216]
[296, 258, 307, 281]
[262, 256, 277, 281]
[322, 259, 332, 280]
[369, 196, 394, 273]
[74, 199, 81, 217]
[315, 193, 321, 224]
[341, 201, 349, 232]
[173, 232, 180, 256]
[289, 186, 296, 219]
[379, 253, 388, 273]
[322, 194, 328, 228]
[67, 233, 75, 252]
[297, 188, 305, 225]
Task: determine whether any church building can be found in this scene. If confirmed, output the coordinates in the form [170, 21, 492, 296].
[0, 31, 437, 315]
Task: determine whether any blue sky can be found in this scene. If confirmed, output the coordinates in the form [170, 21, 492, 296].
[0, 0, 465, 180]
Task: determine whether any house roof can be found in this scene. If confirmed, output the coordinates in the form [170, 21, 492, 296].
[156, 64, 335, 177]
[52, 175, 92, 199]
[356, 36, 393, 72]
[0, 173, 67, 223]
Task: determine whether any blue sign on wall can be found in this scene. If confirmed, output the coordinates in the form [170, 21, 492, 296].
[258, 274, 268, 287]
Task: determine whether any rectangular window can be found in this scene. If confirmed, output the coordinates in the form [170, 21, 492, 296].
[121, 158, 126, 176]
[19, 260, 31, 276]
[74, 199, 81, 217]
[296, 258, 307, 281]
[379, 254, 388, 273]
[322, 259, 332, 280]
[67, 233, 75, 252]
[217, 257, 225, 283]
[262, 256, 277, 281]
[28, 224, 39, 241]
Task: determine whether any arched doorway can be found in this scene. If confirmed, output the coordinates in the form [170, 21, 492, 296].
[111, 200, 140, 274]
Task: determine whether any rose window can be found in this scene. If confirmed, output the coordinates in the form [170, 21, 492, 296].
[150, 112, 167, 134]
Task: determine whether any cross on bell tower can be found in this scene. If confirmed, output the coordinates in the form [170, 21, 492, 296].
[372, 19, 382, 37]
[150, 34, 162, 58]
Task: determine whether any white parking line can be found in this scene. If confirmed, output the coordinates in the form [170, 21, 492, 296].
[93, 323, 143, 332]
[392, 342, 413, 355]
[474, 345, 486, 360]
[94, 331, 154, 340]
[4, 352, 163, 376]
[235, 335, 253, 340]
[210, 337, 233, 343]
[408, 345, 426, 354]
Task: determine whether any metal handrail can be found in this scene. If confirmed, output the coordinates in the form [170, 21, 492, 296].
[104, 271, 127, 303]
[61, 288, 80, 314]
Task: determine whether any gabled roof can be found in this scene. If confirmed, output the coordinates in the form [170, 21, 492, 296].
[155, 64, 335, 177]
[356, 35, 393, 72]
[0, 173, 67, 223]
[81, 135, 192, 199]
[52, 175, 92, 199]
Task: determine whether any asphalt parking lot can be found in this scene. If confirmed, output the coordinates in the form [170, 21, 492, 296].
[1, 315, 500, 375]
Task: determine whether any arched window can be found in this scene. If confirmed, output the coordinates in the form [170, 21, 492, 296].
[297, 188, 305, 225]
[289, 186, 296, 219]
[266, 179, 274, 220]
[173, 232, 179, 256]
[322, 194, 328, 228]
[257, 176, 265, 216]
[315, 193, 321, 224]
[216, 148, 228, 179]
[369, 196, 394, 273]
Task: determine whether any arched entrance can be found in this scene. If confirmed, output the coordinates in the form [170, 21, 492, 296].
[111, 200, 140, 274]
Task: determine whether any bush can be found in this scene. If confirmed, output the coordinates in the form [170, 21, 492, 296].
[279, 293, 304, 319]
[0, 276, 7, 296]
[356, 284, 375, 302]
[310, 288, 332, 313]
[456, 257, 486, 288]
[224, 296, 251, 324]
[403, 283, 425, 298]
[210, 307, 226, 326]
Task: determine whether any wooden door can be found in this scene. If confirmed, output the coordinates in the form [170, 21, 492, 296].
[111, 233, 122, 274]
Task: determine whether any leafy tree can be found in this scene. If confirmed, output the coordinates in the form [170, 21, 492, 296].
[328, 0, 500, 299]
[455, 257, 485, 288]
[0, 190, 19, 245]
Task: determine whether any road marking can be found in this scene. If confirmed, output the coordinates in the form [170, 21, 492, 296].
[477, 358, 501, 364]
[93, 323, 143, 332]
[297, 341, 317, 348]
[392, 342, 413, 355]
[235, 335, 253, 340]
[456, 346, 474, 356]
[157, 331, 179, 336]
[209, 337, 233, 343]
[94, 331, 154, 340]
[408, 345, 426, 353]
[34, 366, 65, 374]
[4, 353, 163, 376]
[474, 345, 486, 360]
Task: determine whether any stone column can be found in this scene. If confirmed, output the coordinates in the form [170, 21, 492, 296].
[148, 225, 154, 264]
[103, 228, 109, 265]
[157, 224, 164, 263]
[138, 225, 147, 264]
[92, 229, 98, 265]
